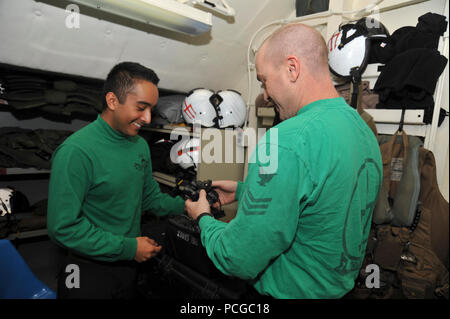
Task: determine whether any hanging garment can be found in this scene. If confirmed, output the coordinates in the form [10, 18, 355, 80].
[373, 13, 448, 124]
[349, 131, 449, 299]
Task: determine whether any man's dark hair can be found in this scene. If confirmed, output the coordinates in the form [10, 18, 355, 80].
[102, 62, 160, 109]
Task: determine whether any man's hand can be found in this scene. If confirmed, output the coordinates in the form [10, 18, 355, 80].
[134, 236, 162, 263]
[185, 189, 211, 220]
[211, 180, 237, 209]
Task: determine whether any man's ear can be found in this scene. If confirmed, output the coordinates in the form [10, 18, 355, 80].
[105, 92, 119, 111]
[286, 55, 300, 82]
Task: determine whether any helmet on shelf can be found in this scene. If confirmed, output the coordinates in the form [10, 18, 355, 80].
[172, 137, 200, 171]
[182, 88, 248, 128]
[182, 88, 217, 127]
[0, 187, 28, 216]
[328, 17, 390, 79]
[216, 90, 248, 128]
[0, 188, 14, 216]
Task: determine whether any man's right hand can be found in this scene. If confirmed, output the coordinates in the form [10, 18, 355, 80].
[211, 180, 238, 209]
[134, 236, 162, 263]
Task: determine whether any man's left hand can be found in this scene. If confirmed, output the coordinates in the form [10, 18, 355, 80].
[185, 189, 211, 220]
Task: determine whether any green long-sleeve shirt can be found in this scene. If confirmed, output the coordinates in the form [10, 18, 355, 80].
[47, 115, 185, 262]
[199, 98, 382, 298]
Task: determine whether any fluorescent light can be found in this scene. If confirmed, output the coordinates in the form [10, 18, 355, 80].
[188, 0, 236, 16]
[71, 0, 212, 35]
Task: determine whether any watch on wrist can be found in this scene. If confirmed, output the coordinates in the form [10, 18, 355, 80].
[197, 212, 213, 223]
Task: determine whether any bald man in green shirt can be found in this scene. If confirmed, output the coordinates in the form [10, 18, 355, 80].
[186, 23, 382, 299]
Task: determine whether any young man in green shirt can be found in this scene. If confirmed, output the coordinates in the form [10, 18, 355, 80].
[185, 23, 382, 298]
[47, 62, 185, 299]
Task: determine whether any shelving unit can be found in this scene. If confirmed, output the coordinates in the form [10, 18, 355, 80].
[146, 125, 245, 221]
[0, 209, 49, 242]
[0, 63, 102, 242]
[248, 0, 449, 196]
[0, 167, 51, 241]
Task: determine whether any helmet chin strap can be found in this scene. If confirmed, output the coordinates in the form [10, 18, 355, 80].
[349, 67, 362, 109]
[209, 93, 224, 128]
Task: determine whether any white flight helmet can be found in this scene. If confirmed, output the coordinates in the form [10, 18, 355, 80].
[215, 90, 248, 128]
[173, 137, 200, 171]
[328, 17, 390, 79]
[0, 188, 14, 216]
[182, 89, 217, 127]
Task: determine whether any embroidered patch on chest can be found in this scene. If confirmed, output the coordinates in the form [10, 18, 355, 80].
[134, 154, 149, 171]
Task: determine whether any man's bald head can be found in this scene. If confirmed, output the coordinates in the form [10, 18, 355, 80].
[260, 23, 329, 76]
[255, 22, 339, 118]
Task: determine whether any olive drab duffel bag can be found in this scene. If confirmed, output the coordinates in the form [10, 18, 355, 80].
[349, 130, 449, 299]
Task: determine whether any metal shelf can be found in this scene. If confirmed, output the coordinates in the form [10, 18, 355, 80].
[256, 107, 426, 124]
[365, 109, 425, 125]
[0, 168, 51, 175]
[7, 228, 48, 240]
[152, 171, 177, 187]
